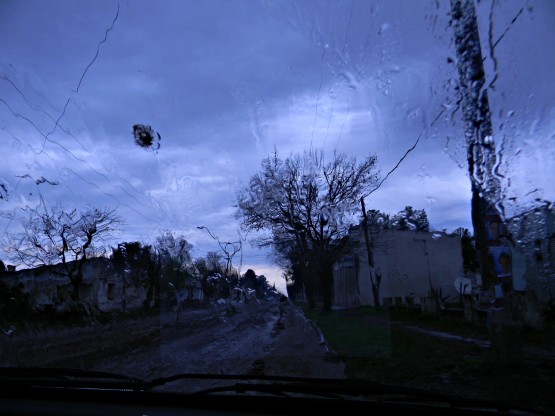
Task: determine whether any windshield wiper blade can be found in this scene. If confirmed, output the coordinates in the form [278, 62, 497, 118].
[0, 367, 144, 390]
[1, 370, 547, 415]
[145, 374, 550, 415]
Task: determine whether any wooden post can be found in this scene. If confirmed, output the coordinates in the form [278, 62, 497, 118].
[360, 197, 381, 309]
[450, 0, 522, 366]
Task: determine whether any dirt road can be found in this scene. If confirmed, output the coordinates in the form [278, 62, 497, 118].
[1, 299, 344, 391]
[93, 299, 345, 384]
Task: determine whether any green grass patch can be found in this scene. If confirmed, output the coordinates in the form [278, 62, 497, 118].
[301, 305, 490, 385]
[303, 308, 391, 359]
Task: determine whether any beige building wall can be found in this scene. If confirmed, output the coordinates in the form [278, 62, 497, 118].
[507, 206, 555, 303]
[334, 227, 464, 309]
[2, 257, 147, 312]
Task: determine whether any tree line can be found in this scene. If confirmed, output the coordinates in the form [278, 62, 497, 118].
[111, 234, 278, 310]
[0, 204, 278, 317]
[1, 146, 477, 316]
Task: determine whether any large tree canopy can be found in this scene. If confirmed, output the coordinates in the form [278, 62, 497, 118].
[236, 148, 380, 310]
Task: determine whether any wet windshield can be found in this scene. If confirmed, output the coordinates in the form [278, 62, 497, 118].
[0, 0, 554, 413]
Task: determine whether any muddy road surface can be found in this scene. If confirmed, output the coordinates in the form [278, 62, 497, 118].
[1, 299, 344, 391]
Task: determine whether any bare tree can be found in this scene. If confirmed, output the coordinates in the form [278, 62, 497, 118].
[6, 205, 122, 301]
[236, 148, 379, 311]
[197, 226, 241, 276]
[155, 229, 193, 268]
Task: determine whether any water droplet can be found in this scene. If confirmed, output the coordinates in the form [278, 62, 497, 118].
[378, 22, 391, 35]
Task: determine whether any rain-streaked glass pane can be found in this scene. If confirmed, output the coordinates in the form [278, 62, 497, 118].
[0, 0, 553, 414]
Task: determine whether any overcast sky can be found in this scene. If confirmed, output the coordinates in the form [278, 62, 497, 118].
[1, 0, 553, 290]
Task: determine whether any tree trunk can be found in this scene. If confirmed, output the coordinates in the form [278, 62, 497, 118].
[304, 264, 316, 310]
[320, 264, 334, 312]
[361, 198, 381, 310]
[70, 276, 81, 301]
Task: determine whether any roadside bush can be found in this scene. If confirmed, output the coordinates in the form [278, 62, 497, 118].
[0, 281, 32, 326]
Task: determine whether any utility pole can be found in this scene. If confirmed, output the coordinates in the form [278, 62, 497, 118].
[450, 0, 521, 365]
[360, 197, 381, 309]
[450, 0, 500, 293]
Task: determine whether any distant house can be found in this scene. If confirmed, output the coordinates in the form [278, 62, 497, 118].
[333, 225, 464, 309]
[0, 258, 149, 313]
